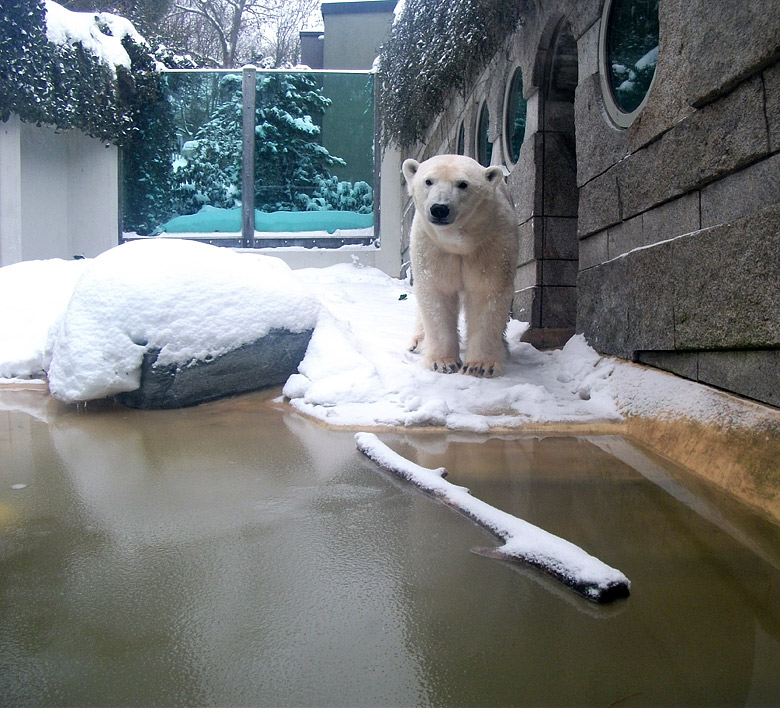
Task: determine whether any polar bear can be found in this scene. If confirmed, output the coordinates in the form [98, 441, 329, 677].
[403, 154, 519, 377]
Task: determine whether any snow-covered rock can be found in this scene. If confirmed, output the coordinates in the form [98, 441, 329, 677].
[117, 328, 313, 409]
[45, 239, 319, 406]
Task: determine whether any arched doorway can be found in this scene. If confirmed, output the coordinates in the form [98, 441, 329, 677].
[524, 17, 579, 348]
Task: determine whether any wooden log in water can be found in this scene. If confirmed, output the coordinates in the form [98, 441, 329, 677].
[355, 432, 630, 604]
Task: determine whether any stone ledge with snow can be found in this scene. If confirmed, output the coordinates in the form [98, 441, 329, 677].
[45, 240, 319, 408]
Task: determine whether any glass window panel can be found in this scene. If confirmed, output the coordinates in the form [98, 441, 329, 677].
[255, 72, 374, 221]
[121, 70, 242, 237]
[505, 68, 527, 164]
[606, 0, 659, 114]
[456, 122, 465, 155]
[477, 102, 492, 167]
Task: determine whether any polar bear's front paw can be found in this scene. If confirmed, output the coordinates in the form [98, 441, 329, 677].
[425, 357, 462, 374]
[462, 360, 503, 378]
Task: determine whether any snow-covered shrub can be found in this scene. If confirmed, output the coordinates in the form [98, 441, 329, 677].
[174, 71, 348, 216]
[172, 74, 244, 213]
[298, 177, 373, 214]
[0, 0, 159, 144]
[377, 0, 528, 148]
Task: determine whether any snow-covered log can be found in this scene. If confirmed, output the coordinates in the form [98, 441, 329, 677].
[355, 432, 631, 603]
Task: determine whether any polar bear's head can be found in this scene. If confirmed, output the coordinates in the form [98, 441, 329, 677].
[402, 154, 505, 228]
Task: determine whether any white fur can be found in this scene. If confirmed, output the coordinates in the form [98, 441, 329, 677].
[403, 154, 519, 377]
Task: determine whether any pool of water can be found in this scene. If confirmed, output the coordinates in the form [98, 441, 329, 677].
[1, 388, 779, 707]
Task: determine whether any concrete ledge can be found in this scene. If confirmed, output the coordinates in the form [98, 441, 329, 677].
[624, 410, 780, 525]
[520, 327, 575, 350]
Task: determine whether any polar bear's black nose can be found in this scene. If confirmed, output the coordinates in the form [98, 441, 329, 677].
[430, 203, 450, 220]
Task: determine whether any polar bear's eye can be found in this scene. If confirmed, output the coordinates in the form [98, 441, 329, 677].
[457, 181, 468, 190]
[425, 179, 433, 186]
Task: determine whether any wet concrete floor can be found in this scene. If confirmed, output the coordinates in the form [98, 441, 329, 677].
[1, 387, 779, 707]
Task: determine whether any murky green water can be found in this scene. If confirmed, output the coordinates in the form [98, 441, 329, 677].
[1, 388, 779, 707]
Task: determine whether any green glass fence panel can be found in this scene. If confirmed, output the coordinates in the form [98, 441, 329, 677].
[121, 69, 375, 245]
[122, 71, 241, 237]
[253, 71, 375, 243]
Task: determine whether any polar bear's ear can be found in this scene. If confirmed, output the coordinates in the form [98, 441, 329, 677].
[402, 159, 420, 183]
[484, 165, 505, 186]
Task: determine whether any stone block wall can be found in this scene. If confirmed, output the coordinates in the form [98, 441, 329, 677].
[393, 0, 778, 405]
[576, 0, 779, 407]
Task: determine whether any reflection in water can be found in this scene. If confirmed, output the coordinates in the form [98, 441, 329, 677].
[1, 389, 779, 707]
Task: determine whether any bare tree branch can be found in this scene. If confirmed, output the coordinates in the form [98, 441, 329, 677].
[162, 0, 319, 68]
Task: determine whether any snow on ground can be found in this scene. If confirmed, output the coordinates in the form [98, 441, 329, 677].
[0, 258, 90, 381]
[0, 244, 773, 431]
[283, 263, 621, 430]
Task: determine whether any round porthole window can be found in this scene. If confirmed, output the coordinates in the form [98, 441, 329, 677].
[476, 101, 492, 167]
[503, 67, 527, 166]
[599, 0, 659, 127]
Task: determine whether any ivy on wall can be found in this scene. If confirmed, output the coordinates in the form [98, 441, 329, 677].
[377, 0, 530, 149]
[0, 0, 162, 146]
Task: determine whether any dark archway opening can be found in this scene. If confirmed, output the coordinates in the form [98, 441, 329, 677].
[525, 17, 579, 348]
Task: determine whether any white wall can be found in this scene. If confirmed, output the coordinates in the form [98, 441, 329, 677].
[0, 115, 23, 266]
[0, 115, 119, 267]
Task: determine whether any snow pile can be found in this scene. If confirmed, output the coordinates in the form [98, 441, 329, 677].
[0, 258, 90, 380]
[355, 432, 630, 602]
[44, 0, 147, 72]
[44, 240, 319, 403]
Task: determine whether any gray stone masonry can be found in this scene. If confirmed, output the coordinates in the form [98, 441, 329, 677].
[543, 132, 578, 217]
[639, 350, 780, 409]
[619, 76, 768, 221]
[511, 285, 540, 329]
[642, 193, 699, 246]
[574, 74, 628, 186]
[672, 205, 779, 350]
[543, 217, 579, 259]
[578, 203, 780, 406]
[516, 218, 540, 264]
[579, 72, 773, 240]
[507, 133, 543, 223]
[577, 169, 620, 238]
[701, 153, 780, 228]
[696, 351, 780, 408]
[676, 0, 780, 108]
[629, 0, 779, 151]
[767, 63, 780, 153]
